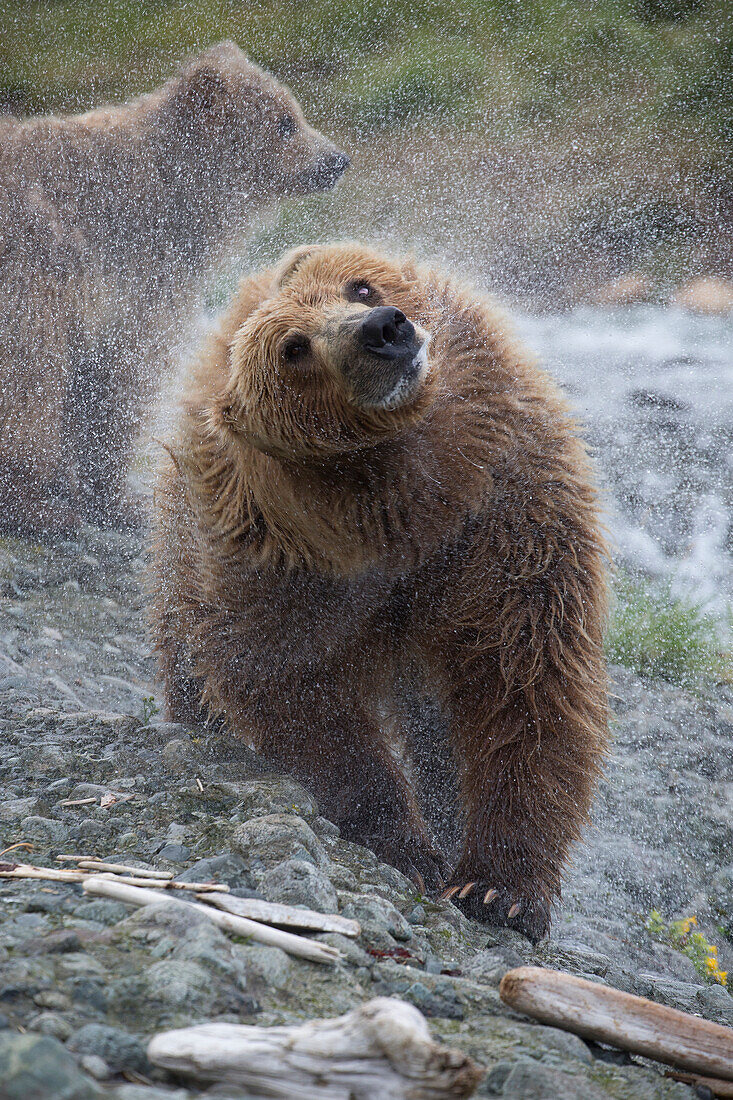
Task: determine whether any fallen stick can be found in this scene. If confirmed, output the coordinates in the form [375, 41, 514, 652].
[94, 874, 228, 894]
[197, 891, 360, 937]
[0, 864, 88, 883]
[83, 877, 342, 966]
[147, 996, 484, 1099]
[666, 1070, 733, 1098]
[0, 863, 221, 893]
[58, 797, 97, 807]
[500, 967, 733, 1081]
[68, 859, 174, 880]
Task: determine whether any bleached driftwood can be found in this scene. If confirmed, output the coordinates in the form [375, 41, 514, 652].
[96, 874, 228, 893]
[147, 996, 484, 1099]
[0, 862, 224, 893]
[67, 859, 174, 879]
[0, 863, 88, 883]
[198, 891, 360, 937]
[83, 877, 342, 965]
[500, 966, 733, 1080]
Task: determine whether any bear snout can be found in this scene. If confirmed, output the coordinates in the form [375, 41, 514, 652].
[302, 150, 350, 192]
[357, 306, 418, 362]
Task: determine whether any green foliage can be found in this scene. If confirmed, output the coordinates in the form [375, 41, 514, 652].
[141, 695, 160, 726]
[645, 910, 728, 986]
[1, 0, 730, 153]
[606, 575, 731, 689]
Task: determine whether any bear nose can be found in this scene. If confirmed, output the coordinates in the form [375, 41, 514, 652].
[358, 306, 416, 359]
[315, 151, 350, 186]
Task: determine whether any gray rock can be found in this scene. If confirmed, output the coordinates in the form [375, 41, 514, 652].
[27, 1011, 73, 1041]
[234, 777, 319, 819]
[339, 894, 413, 947]
[464, 945, 526, 987]
[0, 1032, 102, 1099]
[68, 1024, 150, 1074]
[500, 1060, 608, 1099]
[239, 944, 292, 990]
[21, 815, 70, 845]
[0, 796, 38, 820]
[537, 941, 611, 978]
[78, 1055, 111, 1081]
[260, 859, 338, 913]
[633, 973, 701, 1013]
[156, 843, 191, 862]
[175, 853, 256, 892]
[696, 982, 733, 1026]
[231, 814, 328, 871]
[403, 979, 464, 1019]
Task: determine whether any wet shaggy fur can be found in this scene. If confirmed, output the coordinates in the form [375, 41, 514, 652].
[0, 42, 347, 534]
[151, 242, 609, 942]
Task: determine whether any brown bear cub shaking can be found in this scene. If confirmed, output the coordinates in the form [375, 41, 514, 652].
[0, 42, 347, 534]
[152, 243, 608, 942]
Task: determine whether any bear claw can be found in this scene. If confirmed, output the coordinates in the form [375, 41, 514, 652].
[439, 885, 461, 900]
[438, 879, 551, 942]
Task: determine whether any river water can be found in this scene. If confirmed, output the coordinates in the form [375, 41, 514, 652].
[518, 306, 733, 616]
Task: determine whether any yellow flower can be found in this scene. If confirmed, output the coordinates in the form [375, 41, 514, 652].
[706, 957, 716, 970]
[681, 916, 697, 934]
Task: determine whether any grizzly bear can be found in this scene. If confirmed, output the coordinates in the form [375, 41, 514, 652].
[151, 242, 608, 942]
[0, 42, 348, 534]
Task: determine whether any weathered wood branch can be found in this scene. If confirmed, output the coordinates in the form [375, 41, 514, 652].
[198, 890, 360, 937]
[147, 996, 484, 1099]
[666, 1070, 733, 1098]
[83, 876, 342, 965]
[0, 863, 87, 883]
[500, 966, 733, 1081]
[70, 859, 174, 879]
[0, 863, 225, 893]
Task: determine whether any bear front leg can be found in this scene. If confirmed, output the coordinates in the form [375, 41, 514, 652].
[439, 677, 605, 941]
[259, 706, 450, 893]
[434, 514, 608, 942]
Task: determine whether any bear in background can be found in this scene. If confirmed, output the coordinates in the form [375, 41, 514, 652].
[150, 242, 609, 943]
[0, 41, 348, 533]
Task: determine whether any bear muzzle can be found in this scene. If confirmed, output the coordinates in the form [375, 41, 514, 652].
[344, 306, 430, 411]
[296, 150, 350, 193]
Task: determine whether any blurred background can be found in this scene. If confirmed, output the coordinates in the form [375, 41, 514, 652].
[1, 0, 732, 307]
[1, 0, 732, 673]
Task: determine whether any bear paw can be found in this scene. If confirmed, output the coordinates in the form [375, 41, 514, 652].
[438, 881, 551, 943]
[377, 833, 450, 895]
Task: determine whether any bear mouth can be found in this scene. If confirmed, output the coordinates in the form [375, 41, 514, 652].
[372, 340, 430, 411]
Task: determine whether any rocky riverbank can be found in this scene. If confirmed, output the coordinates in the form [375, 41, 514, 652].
[1, 525, 732, 1100]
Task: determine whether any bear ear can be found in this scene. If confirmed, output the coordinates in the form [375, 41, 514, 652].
[275, 245, 322, 287]
[173, 62, 229, 119]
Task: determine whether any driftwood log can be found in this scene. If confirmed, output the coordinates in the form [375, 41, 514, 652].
[147, 996, 484, 1099]
[500, 966, 733, 1081]
[198, 890, 361, 937]
[82, 876, 342, 965]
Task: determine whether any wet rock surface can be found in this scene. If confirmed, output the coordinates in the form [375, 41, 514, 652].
[1, 526, 732, 1099]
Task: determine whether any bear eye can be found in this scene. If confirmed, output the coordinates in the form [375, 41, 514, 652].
[277, 114, 296, 138]
[282, 336, 309, 362]
[347, 281, 376, 302]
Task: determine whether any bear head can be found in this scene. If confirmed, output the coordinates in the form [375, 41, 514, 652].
[163, 42, 349, 201]
[217, 243, 436, 461]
